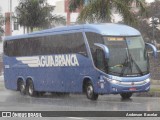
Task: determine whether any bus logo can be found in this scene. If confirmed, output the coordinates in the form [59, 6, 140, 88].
[16, 54, 79, 67]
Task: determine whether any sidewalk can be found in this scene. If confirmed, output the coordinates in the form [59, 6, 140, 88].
[0, 74, 4, 91]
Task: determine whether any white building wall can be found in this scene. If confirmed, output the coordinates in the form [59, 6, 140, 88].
[52, 0, 67, 22]
[53, 0, 64, 13]
[53, 0, 78, 24]
[70, 13, 79, 23]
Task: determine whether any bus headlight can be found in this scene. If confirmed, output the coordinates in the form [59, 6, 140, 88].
[144, 78, 150, 83]
[110, 80, 120, 84]
[102, 76, 120, 84]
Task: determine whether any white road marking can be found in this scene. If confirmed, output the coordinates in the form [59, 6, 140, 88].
[97, 100, 141, 104]
[67, 117, 89, 120]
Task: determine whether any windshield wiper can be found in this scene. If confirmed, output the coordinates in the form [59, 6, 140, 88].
[129, 54, 143, 76]
[120, 56, 130, 77]
[120, 52, 143, 76]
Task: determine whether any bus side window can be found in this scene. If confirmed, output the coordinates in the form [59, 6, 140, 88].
[95, 49, 106, 72]
[86, 32, 104, 68]
[67, 33, 88, 57]
[4, 41, 8, 55]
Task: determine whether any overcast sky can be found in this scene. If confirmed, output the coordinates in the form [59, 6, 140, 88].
[146, 0, 155, 3]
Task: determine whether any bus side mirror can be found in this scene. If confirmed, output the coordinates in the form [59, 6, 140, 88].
[94, 43, 109, 59]
[145, 43, 157, 58]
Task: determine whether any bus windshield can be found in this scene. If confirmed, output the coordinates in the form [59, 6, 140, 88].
[103, 36, 149, 77]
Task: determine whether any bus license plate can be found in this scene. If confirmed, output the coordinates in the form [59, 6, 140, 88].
[129, 88, 136, 91]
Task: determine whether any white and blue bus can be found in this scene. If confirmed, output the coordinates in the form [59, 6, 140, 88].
[3, 23, 157, 100]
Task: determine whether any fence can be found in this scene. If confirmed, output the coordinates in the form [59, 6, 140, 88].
[149, 51, 160, 80]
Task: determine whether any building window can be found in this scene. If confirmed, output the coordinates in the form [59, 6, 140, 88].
[14, 22, 19, 30]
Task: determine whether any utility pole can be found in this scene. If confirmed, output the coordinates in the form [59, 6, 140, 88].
[152, 17, 155, 44]
[66, 0, 70, 25]
[10, 0, 12, 35]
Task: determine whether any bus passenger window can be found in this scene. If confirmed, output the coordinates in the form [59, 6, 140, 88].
[95, 49, 106, 72]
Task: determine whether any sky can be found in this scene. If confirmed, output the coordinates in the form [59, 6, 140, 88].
[146, 0, 155, 3]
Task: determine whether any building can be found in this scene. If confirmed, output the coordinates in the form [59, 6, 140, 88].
[53, 0, 80, 25]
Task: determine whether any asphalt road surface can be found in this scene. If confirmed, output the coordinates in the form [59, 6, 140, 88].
[0, 78, 160, 120]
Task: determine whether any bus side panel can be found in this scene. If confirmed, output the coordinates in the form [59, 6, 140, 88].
[33, 54, 93, 93]
[63, 55, 93, 93]
[3, 56, 19, 90]
[4, 54, 95, 93]
[3, 55, 110, 94]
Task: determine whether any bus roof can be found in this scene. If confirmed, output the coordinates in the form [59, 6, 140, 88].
[5, 23, 141, 40]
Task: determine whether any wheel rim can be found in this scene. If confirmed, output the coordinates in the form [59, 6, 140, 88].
[87, 85, 93, 98]
[29, 83, 33, 95]
[20, 82, 25, 93]
[20, 84, 25, 92]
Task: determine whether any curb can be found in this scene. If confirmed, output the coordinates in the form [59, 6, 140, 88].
[135, 92, 160, 97]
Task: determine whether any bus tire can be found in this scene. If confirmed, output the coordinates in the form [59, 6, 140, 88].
[27, 80, 37, 97]
[120, 93, 133, 99]
[85, 82, 98, 100]
[18, 80, 26, 95]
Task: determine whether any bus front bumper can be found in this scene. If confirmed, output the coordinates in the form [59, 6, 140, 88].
[96, 76, 150, 94]
[108, 81, 150, 94]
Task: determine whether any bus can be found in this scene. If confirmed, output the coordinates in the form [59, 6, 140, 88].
[3, 23, 157, 100]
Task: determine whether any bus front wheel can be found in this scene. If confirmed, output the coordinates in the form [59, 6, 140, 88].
[85, 82, 98, 100]
[120, 93, 133, 99]
[27, 80, 37, 97]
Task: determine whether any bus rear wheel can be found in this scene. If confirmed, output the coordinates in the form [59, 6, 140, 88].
[18, 80, 26, 95]
[120, 93, 133, 99]
[85, 82, 98, 100]
[27, 80, 37, 97]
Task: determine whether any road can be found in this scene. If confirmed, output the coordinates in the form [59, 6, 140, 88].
[0, 78, 160, 120]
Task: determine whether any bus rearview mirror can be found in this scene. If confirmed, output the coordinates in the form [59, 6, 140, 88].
[145, 43, 157, 58]
[94, 43, 109, 59]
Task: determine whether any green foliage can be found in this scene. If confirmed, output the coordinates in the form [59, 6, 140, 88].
[0, 8, 4, 39]
[69, 0, 88, 12]
[135, 1, 160, 43]
[148, 0, 160, 18]
[16, 0, 66, 32]
[69, 0, 147, 26]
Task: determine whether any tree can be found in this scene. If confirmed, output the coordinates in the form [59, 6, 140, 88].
[69, 0, 147, 25]
[0, 8, 4, 40]
[135, 0, 160, 45]
[148, 0, 160, 19]
[16, 0, 66, 32]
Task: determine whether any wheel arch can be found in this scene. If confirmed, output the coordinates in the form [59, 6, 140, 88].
[26, 76, 34, 85]
[17, 76, 25, 91]
[82, 76, 94, 93]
